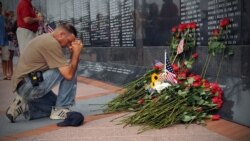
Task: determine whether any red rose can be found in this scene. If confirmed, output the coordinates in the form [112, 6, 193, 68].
[217, 90, 223, 99]
[182, 68, 189, 74]
[210, 83, 219, 94]
[217, 99, 223, 109]
[203, 80, 210, 89]
[211, 115, 220, 120]
[212, 29, 220, 36]
[192, 81, 202, 87]
[193, 75, 202, 82]
[189, 22, 197, 29]
[171, 26, 177, 33]
[212, 96, 223, 109]
[191, 53, 199, 59]
[210, 83, 223, 97]
[186, 22, 196, 29]
[154, 65, 160, 70]
[178, 24, 187, 32]
[186, 23, 191, 29]
[177, 80, 183, 84]
[189, 73, 195, 77]
[179, 72, 187, 79]
[212, 97, 219, 104]
[172, 64, 179, 72]
[220, 18, 230, 28]
[137, 99, 145, 105]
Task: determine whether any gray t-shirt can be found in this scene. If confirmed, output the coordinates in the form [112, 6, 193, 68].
[12, 33, 68, 92]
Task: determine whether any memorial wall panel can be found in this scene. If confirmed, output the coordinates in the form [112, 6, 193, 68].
[142, 0, 243, 46]
[142, 0, 180, 46]
[206, 0, 241, 45]
[242, 0, 250, 44]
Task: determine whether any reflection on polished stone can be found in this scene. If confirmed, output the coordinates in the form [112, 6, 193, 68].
[217, 76, 250, 127]
[78, 60, 147, 86]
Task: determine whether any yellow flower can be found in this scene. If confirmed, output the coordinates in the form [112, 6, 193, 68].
[150, 82, 155, 88]
[151, 73, 159, 82]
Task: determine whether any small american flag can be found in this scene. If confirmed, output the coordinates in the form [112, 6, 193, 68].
[154, 60, 164, 68]
[165, 55, 178, 84]
[177, 39, 184, 55]
[47, 22, 56, 33]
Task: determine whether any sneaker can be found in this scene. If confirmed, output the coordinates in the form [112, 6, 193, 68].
[6, 95, 27, 123]
[50, 107, 70, 120]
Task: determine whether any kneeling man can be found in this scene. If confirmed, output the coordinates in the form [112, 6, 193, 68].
[6, 23, 83, 122]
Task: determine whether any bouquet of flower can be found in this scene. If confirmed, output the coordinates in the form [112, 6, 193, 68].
[106, 20, 225, 133]
[201, 18, 233, 79]
[170, 22, 197, 63]
[106, 55, 223, 133]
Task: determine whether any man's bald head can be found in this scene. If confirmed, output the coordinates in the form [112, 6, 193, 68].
[56, 23, 77, 37]
[52, 23, 77, 47]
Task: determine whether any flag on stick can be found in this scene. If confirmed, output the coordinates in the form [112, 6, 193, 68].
[164, 52, 178, 84]
[176, 39, 184, 55]
[47, 22, 56, 33]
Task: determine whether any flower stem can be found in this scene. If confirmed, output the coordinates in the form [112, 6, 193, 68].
[201, 54, 209, 77]
[172, 54, 178, 64]
[215, 45, 225, 82]
[203, 54, 212, 78]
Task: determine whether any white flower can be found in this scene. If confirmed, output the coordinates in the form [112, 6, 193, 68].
[154, 81, 171, 93]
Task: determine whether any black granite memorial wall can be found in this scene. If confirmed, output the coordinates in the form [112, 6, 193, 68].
[2, 0, 248, 127]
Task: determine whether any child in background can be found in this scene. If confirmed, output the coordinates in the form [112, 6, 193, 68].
[5, 10, 18, 79]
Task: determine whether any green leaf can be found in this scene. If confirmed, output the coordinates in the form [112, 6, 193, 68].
[182, 115, 196, 122]
[186, 64, 192, 69]
[182, 115, 192, 122]
[200, 113, 207, 118]
[128, 108, 135, 111]
[178, 90, 187, 96]
[197, 99, 205, 105]
[200, 91, 206, 95]
[192, 95, 200, 101]
[187, 77, 194, 84]
[165, 95, 170, 100]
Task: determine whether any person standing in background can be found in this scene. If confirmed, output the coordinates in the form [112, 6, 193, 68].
[6, 10, 18, 79]
[16, 0, 43, 54]
[0, 2, 10, 80]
